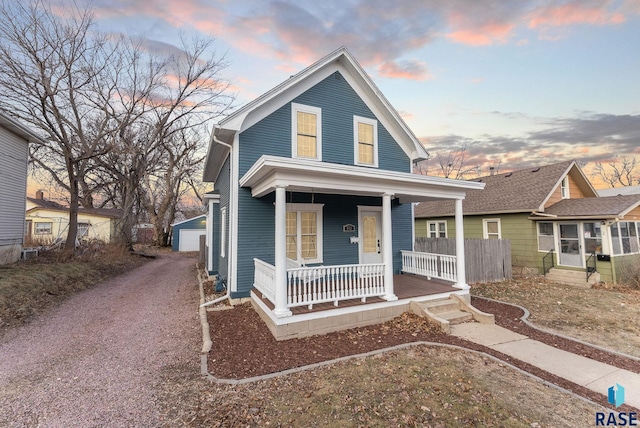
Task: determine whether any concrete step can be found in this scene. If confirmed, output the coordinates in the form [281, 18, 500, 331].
[545, 268, 597, 288]
[439, 310, 473, 324]
[420, 299, 459, 314]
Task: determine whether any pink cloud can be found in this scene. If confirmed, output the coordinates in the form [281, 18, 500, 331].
[378, 60, 433, 81]
[447, 21, 515, 46]
[527, 3, 626, 28]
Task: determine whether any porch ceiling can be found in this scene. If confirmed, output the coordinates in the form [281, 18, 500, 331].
[240, 155, 485, 203]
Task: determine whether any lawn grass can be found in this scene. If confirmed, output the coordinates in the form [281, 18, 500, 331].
[0, 245, 148, 333]
[472, 278, 640, 357]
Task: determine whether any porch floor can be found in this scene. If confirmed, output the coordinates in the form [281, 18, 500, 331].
[256, 273, 458, 316]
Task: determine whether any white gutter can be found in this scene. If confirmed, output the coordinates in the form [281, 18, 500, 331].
[199, 125, 232, 306]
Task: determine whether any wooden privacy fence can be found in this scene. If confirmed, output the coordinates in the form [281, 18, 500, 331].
[414, 237, 512, 283]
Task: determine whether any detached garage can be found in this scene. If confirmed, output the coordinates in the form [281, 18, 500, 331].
[171, 215, 207, 252]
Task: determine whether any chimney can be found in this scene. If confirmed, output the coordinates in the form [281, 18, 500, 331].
[489, 166, 495, 176]
[36, 190, 44, 200]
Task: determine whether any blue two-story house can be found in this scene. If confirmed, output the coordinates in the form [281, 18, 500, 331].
[203, 47, 484, 339]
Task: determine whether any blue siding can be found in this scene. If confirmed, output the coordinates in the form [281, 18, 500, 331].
[239, 71, 410, 176]
[216, 156, 231, 282]
[209, 207, 220, 275]
[233, 192, 411, 298]
[172, 216, 207, 251]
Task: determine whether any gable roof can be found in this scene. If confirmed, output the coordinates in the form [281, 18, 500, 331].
[598, 184, 640, 197]
[541, 194, 640, 219]
[203, 47, 429, 181]
[26, 199, 123, 219]
[171, 214, 207, 227]
[27, 196, 65, 210]
[415, 160, 596, 217]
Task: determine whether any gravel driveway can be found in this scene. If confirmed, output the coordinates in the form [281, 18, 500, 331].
[0, 253, 201, 427]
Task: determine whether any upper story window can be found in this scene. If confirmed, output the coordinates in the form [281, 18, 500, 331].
[483, 218, 501, 240]
[561, 177, 569, 199]
[353, 116, 378, 167]
[292, 103, 322, 160]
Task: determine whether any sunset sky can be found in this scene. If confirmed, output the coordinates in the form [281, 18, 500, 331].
[50, 0, 640, 186]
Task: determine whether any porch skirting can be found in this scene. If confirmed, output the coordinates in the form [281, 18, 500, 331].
[251, 286, 470, 341]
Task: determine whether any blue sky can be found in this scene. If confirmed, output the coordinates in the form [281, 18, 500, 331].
[57, 0, 640, 183]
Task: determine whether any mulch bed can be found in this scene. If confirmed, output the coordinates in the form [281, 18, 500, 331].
[207, 297, 639, 413]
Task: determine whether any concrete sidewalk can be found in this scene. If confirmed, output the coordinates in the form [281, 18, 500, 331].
[450, 323, 640, 409]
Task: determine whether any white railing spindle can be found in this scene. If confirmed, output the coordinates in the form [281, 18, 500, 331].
[401, 250, 457, 282]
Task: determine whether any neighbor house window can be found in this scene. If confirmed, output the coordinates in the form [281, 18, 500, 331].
[292, 103, 321, 160]
[583, 222, 602, 254]
[285, 203, 324, 264]
[353, 116, 378, 167]
[427, 221, 447, 238]
[561, 177, 569, 199]
[220, 207, 227, 258]
[537, 222, 554, 251]
[483, 218, 501, 240]
[612, 221, 640, 255]
[78, 222, 90, 238]
[35, 222, 52, 235]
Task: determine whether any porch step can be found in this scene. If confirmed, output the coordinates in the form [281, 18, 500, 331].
[545, 268, 599, 288]
[410, 295, 495, 334]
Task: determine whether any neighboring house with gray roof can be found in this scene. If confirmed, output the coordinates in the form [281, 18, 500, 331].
[415, 160, 640, 286]
[598, 184, 640, 197]
[0, 112, 44, 264]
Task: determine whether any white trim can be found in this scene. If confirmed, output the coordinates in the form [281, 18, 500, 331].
[229, 132, 240, 293]
[357, 205, 383, 265]
[240, 155, 484, 203]
[536, 221, 555, 252]
[170, 214, 207, 227]
[220, 207, 227, 258]
[291, 103, 322, 161]
[353, 115, 378, 167]
[286, 202, 324, 264]
[482, 218, 502, 240]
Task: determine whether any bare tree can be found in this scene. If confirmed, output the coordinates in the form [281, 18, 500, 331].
[593, 156, 640, 188]
[0, 0, 119, 249]
[415, 143, 480, 179]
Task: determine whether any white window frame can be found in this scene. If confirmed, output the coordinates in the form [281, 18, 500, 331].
[537, 221, 554, 252]
[483, 218, 502, 240]
[291, 103, 322, 161]
[286, 203, 324, 264]
[426, 220, 447, 238]
[220, 206, 227, 258]
[353, 115, 378, 167]
[561, 176, 570, 199]
[35, 222, 52, 235]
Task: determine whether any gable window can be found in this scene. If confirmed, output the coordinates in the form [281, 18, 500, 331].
[427, 221, 447, 238]
[483, 218, 501, 240]
[286, 203, 324, 264]
[292, 103, 321, 160]
[353, 116, 378, 167]
[561, 177, 570, 199]
[537, 222, 554, 251]
[35, 222, 52, 235]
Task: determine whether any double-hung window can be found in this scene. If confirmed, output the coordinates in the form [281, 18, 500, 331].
[561, 177, 570, 199]
[35, 222, 52, 235]
[353, 116, 378, 167]
[483, 218, 501, 240]
[537, 222, 554, 251]
[427, 221, 447, 238]
[292, 103, 321, 160]
[285, 203, 323, 264]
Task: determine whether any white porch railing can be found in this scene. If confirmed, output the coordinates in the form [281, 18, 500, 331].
[401, 250, 457, 282]
[287, 263, 385, 309]
[253, 259, 386, 311]
[253, 258, 276, 304]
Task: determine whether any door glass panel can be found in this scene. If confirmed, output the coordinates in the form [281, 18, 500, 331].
[363, 215, 377, 253]
[560, 224, 579, 254]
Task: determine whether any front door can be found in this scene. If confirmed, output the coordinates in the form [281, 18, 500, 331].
[359, 210, 382, 264]
[559, 223, 582, 266]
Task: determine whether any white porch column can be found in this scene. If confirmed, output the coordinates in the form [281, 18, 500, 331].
[382, 193, 397, 301]
[274, 186, 292, 317]
[454, 198, 469, 289]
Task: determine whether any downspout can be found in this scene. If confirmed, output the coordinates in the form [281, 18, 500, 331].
[200, 125, 232, 307]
